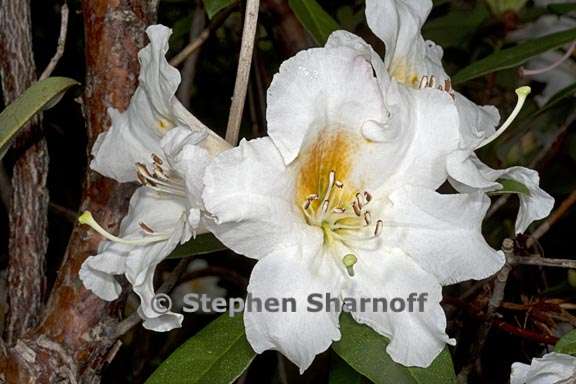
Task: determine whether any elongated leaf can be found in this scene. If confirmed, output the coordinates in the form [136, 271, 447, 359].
[548, 3, 576, 14]
[489, 178, 531, 196]
[0, 77, 78, 159]
[555, 330, 576, 355]
[332, 314, 456, 384]
[452, 27, 576, 84]
[422, 3, 488, 47]
[288, 0, 340, 45]
[167, 233, 226, 259]
[202, 0, 235, 19]
[146, 314, 255, 384]
[329, 354, 366, 384]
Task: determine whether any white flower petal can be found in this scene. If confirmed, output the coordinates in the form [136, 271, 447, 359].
[385, 86, 460, 190]
[365, 0, 448, 87]
[454, 93, 500, 148]
[447, 151, 555, 234]
[203, 137, 323, 260]
[162, 127, 212, 208]
[379, 186, 504, 285]
[511, 352, 576, 384]
[244, 244, 342, 373]
[325, 30, 391, 91]
[139, 308, 184, 332]
[79, 252, 125, 301]
[344, 248, 454, 367]
[524, 51, 576, 106]
[90, 25, 207, 183]
[508, 15, 576, 42]
[510, 362, 531, 384]
[266, 46, 387, 165]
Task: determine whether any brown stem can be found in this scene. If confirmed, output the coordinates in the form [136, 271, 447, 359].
[527, 190, 576, 248]
[225, 0, 260, 146]
[176, 2, 206, 109]
[0, 1, 156, 382]
[39, 3, 69, 80]
[0, 0, 49, 345]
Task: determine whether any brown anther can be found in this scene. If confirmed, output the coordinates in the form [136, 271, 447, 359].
[335, 180, 344, 189]
[374, 220, 383, 236]
[303, 199, 312, 210]
[152, 153, 163, 165]
[419, 76, 428, 89]
[307, 194, 319, 201]
[364, 191, 372, 202]
[364, 211, 372, 225]
[352, 201, 361, 216]
[428, 75, 435, 88]
[333, 207, 346, 214]
[137, 173, 147, 186]
[444, 79, 452, 92]
[139, 222, 155, 234]
[356, 193, 364, 209]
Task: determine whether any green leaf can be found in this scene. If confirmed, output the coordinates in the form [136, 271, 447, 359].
[167, 233, 227, 259]
[288, 0, 340, 45]
[329, 354, 365, 384]
[146, 314, 255, 384]
[422, 3, 489, 47]
[492, 178, 531, 195]
[202, 0, 235, 19]
[0, 77, 78, 159]
[548, 3, 576, 14]
[555, 330, 576, 355]
[332, 314, 456, 384]
[452, 27, 576, 84]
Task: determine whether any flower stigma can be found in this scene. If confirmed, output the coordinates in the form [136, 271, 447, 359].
[476, 86, 531, 149]
[78, 211, 171, 245]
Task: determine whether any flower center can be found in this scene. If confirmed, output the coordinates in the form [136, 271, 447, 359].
[300, 170, 383, 247]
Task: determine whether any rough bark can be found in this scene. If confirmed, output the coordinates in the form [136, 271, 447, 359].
[0, 1, 156, 383]
[0, 0, 49, 344]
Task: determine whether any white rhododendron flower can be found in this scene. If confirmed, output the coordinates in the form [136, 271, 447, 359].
[328, 0, 553, 234]
[202, 38, 505, 373]
[511, 352, 576, 384]
[79, 25, 229, 331]
[509, 14, 576, 106]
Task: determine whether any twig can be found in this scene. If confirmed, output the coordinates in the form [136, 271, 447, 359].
[169, 3, 237, 68]
[225, 0, 260, 145]
[49, 202, 77, 222]
[484, 239, 515, 339]
[493, 319, 558, 344]
[176, 2, 206, 109]
[39, 3, 69, 80]
[527, 190, 576, 247]
[169, 29, 210, 68]
[458, 239, 515, 382]
[112, 258, 191, 338]
[511, 255, 576, 269]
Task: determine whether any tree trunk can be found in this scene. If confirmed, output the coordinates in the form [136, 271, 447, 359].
[0, 1, 156, 382]
[0, 0, 49, 345]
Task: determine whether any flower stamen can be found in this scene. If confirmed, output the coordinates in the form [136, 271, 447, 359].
[522, 41, 576, 77]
